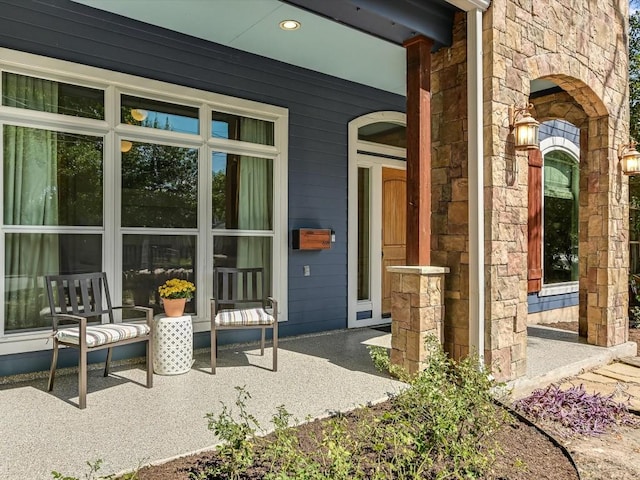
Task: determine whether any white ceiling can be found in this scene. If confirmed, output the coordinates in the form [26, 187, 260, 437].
[72, 0, 407, 95]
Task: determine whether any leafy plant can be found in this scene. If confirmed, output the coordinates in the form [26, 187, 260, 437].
[388, 336, 504, 478]
[512, 383, 637, 436]
[51, 459, 138, 480]
[202, 386, 259, 480]
[368, 345, 411, 382]
[630, 306, 640, 329]
[190, 339, 506, 479]
[629, 274, 640, 328]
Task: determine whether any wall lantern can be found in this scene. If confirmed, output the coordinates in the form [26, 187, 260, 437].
[618, 141, 640, 176]
[509, 103, 539, 151]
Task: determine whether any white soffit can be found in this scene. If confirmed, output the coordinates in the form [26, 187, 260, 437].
[71, 0, 407, 95]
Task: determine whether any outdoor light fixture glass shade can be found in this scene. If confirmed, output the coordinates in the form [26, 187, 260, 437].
[618, 142, 640, 175]
[509, 103, 540, 151]
[130, 108, 148, 122]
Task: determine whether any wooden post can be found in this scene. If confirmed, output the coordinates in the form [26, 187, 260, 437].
[403, 35, 433, 266]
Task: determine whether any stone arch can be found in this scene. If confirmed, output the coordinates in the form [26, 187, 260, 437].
[526, 65, 628, 348]
[531, 91, 588, 128]
[526, 53, 610, 119]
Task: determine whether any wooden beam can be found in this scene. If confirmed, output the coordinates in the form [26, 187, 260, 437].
[403, 35, 433, 266]
[527, 149, 543, 293]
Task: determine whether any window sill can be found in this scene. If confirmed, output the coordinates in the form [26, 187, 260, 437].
[539, 282, 578, 297]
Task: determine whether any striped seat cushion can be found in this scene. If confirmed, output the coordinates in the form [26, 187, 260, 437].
[215, 308, 274, 326]
[55, 323, 150, 347]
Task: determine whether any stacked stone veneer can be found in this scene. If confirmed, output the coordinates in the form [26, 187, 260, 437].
[389, 266, 449, 374]
[431, 14, 472, 362]
[430, 1, 629, 381]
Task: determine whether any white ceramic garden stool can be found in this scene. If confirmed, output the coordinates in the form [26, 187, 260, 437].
[153, 314, 193, 375]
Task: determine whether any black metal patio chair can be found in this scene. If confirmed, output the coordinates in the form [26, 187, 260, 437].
[210, 267, 278, 374]
[44, 272, 153, 409]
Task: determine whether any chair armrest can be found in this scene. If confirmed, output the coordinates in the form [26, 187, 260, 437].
[113, 305, 154, 326]
[50, 314, 90, 349]
[50, 313, 87, 330]
[266, 297, 278, 321]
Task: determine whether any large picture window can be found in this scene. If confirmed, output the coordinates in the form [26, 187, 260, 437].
[0, 51, 287, 341]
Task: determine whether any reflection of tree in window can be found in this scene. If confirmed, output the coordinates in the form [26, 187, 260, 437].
[120, 95, 199, 134]
[121, 139, 198, 228]
[543, 151, 579, 284]
[2, 72, 104, 119]
[57, 132, 104, 226]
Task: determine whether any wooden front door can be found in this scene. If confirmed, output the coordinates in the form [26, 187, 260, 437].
[381, 167, 407, 316]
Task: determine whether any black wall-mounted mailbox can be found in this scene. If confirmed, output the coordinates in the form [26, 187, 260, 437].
[292, 229, 332, 250]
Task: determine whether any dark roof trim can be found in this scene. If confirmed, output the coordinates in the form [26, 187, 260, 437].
[281, 0, 457, 50]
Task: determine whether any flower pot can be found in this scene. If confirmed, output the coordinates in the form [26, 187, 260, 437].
[162, 298, 187, 317]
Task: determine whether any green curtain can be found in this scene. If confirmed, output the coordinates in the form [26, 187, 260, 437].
[236, 118, 273, 294]
[3, 75, 59, 330]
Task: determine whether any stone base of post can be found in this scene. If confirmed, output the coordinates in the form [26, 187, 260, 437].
[388, 266, 449, 375]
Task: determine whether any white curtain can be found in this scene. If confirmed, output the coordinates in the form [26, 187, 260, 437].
[3, 75, 59, 329]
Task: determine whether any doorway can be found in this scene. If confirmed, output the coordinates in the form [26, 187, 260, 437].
[381, 167, 407, 316]
[348, 112, 406, 328]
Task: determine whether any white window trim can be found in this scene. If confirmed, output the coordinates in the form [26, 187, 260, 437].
[0, 48, 288, 353]
[539, 136, 580, 295]
[539, 281, 578, 297]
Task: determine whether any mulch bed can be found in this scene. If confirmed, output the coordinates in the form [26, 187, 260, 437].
[124, 322, 638, 479]
[131, 401, 578, 480]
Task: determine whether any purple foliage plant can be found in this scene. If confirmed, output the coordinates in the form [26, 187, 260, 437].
[512, 383, 637, 436]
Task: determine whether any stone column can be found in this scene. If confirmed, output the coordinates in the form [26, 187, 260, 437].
[388, 266, 449, 375]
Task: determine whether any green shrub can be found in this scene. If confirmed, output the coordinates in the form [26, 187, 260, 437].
[388, 337, 504, 478]
[51, 459, 138, 480]
[194, 337, 505, 479]
[201, 386, 259, 480]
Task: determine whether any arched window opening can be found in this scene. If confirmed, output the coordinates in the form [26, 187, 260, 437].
[543, 150, 579, 285]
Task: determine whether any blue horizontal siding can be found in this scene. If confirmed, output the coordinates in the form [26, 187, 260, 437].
[528, 292, 579, 314]
[0, 0, 405, 376]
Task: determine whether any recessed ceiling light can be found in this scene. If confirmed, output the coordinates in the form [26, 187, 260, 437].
[279, 20, 301, 31]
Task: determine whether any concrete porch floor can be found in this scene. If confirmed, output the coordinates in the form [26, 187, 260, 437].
[0, 325, 636, 479]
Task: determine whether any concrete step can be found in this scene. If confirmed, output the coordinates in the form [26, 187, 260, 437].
[619, 356, 640, 368]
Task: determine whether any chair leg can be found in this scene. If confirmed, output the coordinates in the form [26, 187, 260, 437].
[211, 327, 217, 374]
[272, 322, 278, 372]
[260, 328, 265, 356]
[47, 341, 59, 392]
[146, 338, 153, 388]
[79, 351, 87, 410]
[104, 347, 113, 377]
